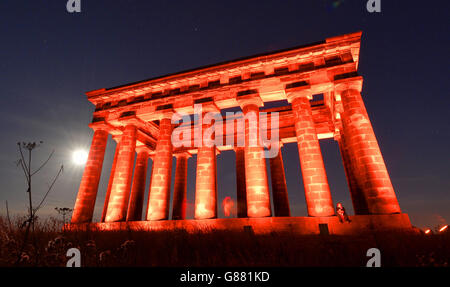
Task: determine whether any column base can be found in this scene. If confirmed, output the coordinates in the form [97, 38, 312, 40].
[67, 214, 415, 235]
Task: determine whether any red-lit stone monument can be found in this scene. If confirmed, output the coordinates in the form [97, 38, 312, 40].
[69, 32, 412, 234]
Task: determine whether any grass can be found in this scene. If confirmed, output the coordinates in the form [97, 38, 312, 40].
[0, 216, 448, 267]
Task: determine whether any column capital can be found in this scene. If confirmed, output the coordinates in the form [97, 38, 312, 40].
[122, 123, 138, 130]
[233, 146, 245, 152]
[174, 151, 192, 159]
[111, 134, 121, 143]
[195, 101, 220, 113]
[135, 144, 151, 154]
[155, 110, 175, 121]
[89, 121, 113, 132]
[260, 139, 283, 151]
[236, 90, 263, 108]
[269, 140, 284, 149]
[334, 76, 363, 95]
[118, 116, 141, 128]
[285, 86, 312, 103]
[147, 151, 156, 160]
[120, 124, 137, 137]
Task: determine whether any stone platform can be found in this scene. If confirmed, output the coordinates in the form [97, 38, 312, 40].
[67, 213, 415, 235]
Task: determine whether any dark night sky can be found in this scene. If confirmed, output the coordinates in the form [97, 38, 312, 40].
[0, 0, 448, 228]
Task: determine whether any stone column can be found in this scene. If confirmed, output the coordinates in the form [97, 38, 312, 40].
[101, 136, 120, 222]
[146, 118, 173, 220]
[238, 94, 271, 218]
[337, 136, 368, 214]
[104, 125, 137, 222]
[195, 120, 218, 220]
[235, 147, 247, 218]
[71, 128, 109, 223]
[336, 78, 401, 214]
[287, 88, 334, 217]
[269, 143, 291, 217]
[126, 146, 149, 221]
[144, 154, 154, 219]
[172, 152, 190, 220]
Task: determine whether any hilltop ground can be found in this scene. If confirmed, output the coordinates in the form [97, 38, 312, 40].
[0, 216, 448, 267]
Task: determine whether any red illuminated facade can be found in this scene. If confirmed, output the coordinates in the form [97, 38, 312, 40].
[70, 32, 411, 234]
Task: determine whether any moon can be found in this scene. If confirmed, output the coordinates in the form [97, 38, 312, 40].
[72, 149, 88, 165]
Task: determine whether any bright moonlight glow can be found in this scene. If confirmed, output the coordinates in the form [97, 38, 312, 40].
[72, 150, 88, 165]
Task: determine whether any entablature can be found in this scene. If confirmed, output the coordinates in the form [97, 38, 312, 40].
[87, 32, 362, 109]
